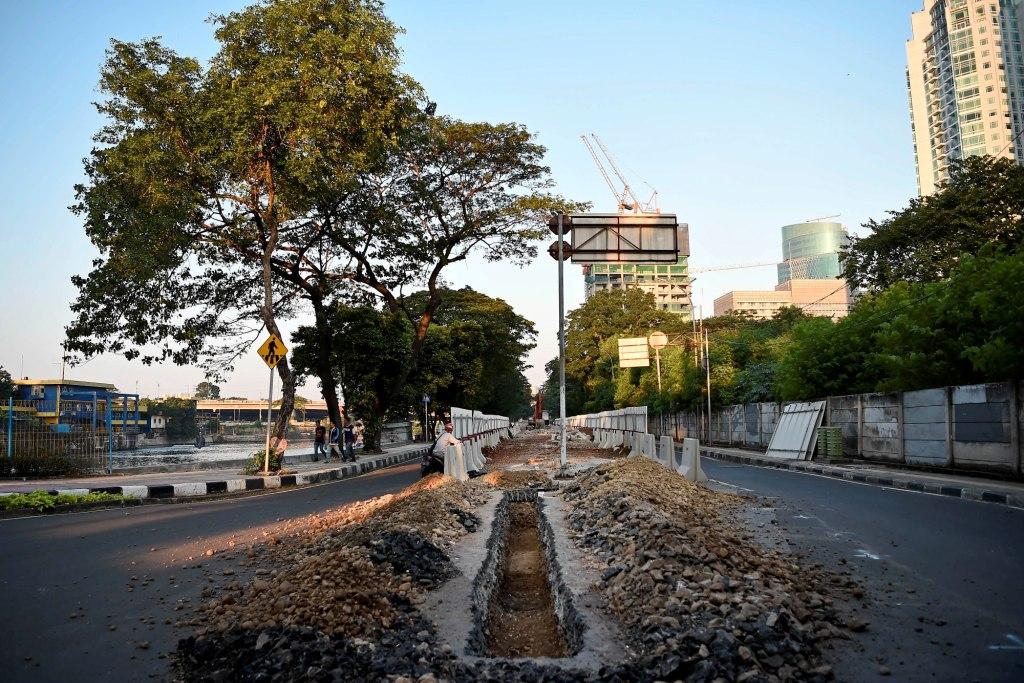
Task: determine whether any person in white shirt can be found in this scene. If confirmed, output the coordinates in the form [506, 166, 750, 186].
[433, 421, 461, 457]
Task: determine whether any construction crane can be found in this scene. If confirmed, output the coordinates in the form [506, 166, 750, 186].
[688, 261, 777, 275]
[805, 214, 840, 223]
[580, 133, 659, 214]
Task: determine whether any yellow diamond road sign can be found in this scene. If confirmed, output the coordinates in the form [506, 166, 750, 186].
[257, 334, 288, 369]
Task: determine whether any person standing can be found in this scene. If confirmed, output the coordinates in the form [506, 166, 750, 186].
[329, 422, 341, 461]
[313, 420, 327, 462]
[342, 418, 356, 462]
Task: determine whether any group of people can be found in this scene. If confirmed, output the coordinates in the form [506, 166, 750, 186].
[312, 417, 361, 462]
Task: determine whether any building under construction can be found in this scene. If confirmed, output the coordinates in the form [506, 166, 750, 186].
[578, 134, 694, 318]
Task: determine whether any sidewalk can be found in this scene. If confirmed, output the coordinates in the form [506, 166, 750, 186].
[702, 445, 1024, 509]
[0, 442, 427, 500]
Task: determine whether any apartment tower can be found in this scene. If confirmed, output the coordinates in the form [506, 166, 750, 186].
[906, 0, 1024, 195]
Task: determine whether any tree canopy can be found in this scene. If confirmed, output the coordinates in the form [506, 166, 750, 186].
[842, 156, 1024, 290]
[194, 381, 221, 400]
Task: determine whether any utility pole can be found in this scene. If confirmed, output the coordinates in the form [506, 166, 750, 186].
[704, 326, 712, 442]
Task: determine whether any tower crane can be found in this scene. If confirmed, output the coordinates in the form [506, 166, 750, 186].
[688, 261, 777, 275]
[580, 133, 659, 214]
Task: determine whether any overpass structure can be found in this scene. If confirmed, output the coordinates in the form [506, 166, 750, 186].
[195, 399, 341, 423]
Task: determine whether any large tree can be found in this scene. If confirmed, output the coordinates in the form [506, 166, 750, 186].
[842, 156, 1024, 290]
[65, 0, 422, 440]
[291, 288, 537, 448]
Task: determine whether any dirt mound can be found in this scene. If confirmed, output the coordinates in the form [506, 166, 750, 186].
[479, 469, 553, 489]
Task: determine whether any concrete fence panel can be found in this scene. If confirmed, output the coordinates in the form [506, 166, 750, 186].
[860, 393, 901, 463]
[951, 382, 1019, 474]
[827, 395, 860, 457]
[902, 388, 950, 467]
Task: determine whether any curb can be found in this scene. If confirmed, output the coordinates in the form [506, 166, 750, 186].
[0, 449, 426, 502]
[701, 447, 1024, 510]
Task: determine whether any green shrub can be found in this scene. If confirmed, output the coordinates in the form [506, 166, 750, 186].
[0, 490, 125, 513]
[242, 448, 283, 475]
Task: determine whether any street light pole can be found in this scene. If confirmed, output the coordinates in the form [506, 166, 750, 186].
[557, 212, 568, 468]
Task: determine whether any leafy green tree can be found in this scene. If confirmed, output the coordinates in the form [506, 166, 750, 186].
[65, 0, 423, 441]
[141, 397, 198, 441]
[0, 366, 13, 401]
[406, 288, 536, 417]
[292, 304, 412, 450]
[843, 156, 1024, 289]
[194, 382, 221, 400]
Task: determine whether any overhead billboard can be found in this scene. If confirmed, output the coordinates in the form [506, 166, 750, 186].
[570, 213, 686, 263]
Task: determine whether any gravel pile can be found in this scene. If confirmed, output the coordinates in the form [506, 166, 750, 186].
[365, 531, 457, 589]
[563, 457, 858, 682]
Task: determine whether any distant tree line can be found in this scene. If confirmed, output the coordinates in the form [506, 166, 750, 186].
[547, 157, 1024, 414]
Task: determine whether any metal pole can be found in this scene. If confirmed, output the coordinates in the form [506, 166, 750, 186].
[557, 212, 568, 468]
[264, 367, 274, 473]
[106, 397, 113, 473]
[6, 397, 13, 467]
[655, 347, 662, 392]
[704, 327, 712, 441]
[424, 399, 429, 442]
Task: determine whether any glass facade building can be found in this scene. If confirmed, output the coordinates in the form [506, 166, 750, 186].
[777, 221, 849, 285]
[906, 1, 1024, 196]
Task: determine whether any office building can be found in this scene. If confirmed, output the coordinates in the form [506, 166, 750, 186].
[906, 0, 1024, 196]
[582, 223, 692, 317]
[713, 279, 851, 321]
[777, 221, 850, 285]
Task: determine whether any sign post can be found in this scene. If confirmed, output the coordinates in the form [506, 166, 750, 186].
[256, 333, 288, 474]
[548, 213, 572, 468]
[422, 394, 431, 441]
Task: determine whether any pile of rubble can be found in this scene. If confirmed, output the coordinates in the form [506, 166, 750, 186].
[563, 456, 858, 681]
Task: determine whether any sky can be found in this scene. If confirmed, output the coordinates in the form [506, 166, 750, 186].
[0, 0, 923, 400]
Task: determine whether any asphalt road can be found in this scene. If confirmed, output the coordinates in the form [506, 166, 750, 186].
[0, 462, 422, 682]
[703, 458, 1024, 683]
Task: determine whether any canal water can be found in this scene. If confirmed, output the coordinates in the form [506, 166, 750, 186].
[109, 439, 318, 469]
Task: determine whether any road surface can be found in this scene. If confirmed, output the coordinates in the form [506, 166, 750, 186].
[0, 462, 422, 682]
[703, 458, 1024, 683]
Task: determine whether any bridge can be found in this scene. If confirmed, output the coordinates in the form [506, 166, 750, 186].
[195, 399, 342, 423]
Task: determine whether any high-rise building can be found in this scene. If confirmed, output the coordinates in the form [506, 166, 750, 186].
[777, 221, 850, 285]
[582, 222, 692, 317]
[906, 0, 1024, 196]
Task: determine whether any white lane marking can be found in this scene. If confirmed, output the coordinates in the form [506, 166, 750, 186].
[853, 549, 882, 560]
[794, 514, 812, 519]
[708, 479, 755, 493]
[988, 634, 1024, 651]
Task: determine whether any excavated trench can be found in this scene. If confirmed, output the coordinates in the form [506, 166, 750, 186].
[467, 490, 585, 659]
[486, 501, 568, 657]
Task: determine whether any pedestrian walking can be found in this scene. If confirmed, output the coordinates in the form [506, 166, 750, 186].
[313, 419, 327, 461]
[329, 422, 341, 461]
[343, 418, 356, 462]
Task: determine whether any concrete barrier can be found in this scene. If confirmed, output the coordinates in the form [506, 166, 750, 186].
[677, 438, 707, 483]
[658, 436, 674, 466]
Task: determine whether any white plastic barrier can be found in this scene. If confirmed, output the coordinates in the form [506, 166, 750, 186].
[451, 406, 510, 439]
[444, 443, 468, 482]
[677, 437, 707, 483]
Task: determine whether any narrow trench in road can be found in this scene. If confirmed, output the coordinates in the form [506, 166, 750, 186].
[485, 502, 570, 658]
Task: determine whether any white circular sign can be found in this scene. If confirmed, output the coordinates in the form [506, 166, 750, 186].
[648, 331, 668, 350]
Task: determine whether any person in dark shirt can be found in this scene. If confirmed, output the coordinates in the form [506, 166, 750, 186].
[329, 422, 341, 461]
[313, 420, 327, 462]
[343, 418, 356, 462]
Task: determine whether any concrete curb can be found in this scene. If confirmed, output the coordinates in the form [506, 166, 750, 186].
[0, 449, 426, 502]
[701, 447, 1024, 510]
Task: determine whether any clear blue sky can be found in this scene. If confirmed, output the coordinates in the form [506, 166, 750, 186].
[0, 0, 922, 399]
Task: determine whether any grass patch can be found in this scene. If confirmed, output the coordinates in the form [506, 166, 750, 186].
[0, 490, 127, 513]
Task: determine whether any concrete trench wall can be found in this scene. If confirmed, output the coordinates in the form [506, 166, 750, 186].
[465, 488, 586, 657]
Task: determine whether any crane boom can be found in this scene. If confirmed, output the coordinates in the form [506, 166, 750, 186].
[688, 261, 777, 275]
[580, 135, 625, 210]
[589, 133, 642, 212]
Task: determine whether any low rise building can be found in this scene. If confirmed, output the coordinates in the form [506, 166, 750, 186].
[713, 279, 850, 320]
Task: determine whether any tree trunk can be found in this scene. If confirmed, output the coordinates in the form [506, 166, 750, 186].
[273, 358, 295, 439]
[311, 298, 343, 429]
